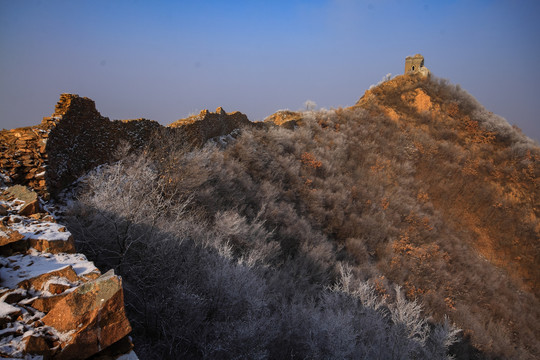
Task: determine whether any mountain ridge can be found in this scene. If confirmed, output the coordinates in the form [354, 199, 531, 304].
[1, 72, 539, 359]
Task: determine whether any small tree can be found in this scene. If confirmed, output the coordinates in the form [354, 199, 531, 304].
[304, 100, 317, 111]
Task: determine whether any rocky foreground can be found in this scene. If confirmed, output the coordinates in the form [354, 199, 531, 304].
[0, 92, 259, 359]
[0, 184, 136, 359]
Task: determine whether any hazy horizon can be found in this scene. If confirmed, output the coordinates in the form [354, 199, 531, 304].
[1, 0, 539, 141]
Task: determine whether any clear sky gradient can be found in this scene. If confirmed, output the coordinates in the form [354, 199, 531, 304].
[1, 0, 539, 141]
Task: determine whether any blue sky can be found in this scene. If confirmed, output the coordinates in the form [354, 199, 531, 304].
[1, 0, 539, 141]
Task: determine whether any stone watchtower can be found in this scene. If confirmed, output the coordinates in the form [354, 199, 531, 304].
[405, 54, 430, 77]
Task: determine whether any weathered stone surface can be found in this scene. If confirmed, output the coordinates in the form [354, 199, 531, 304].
[42, 270, 132, 360]
[0, 225, 26, 255]
[0, 225, 24, 247]
[404, 53, 430, 77]
[264, 110, 303, 129]
[28, 235, 76, 254]
[401, 88, 436, 113]
[18, 199, 41, 216]
[0, 301, 22, 326]
[0, 165, 134, 358]
[0, 223, 76, 255]
[48, 282, 71, 295]
[168, 107, 255, 146]
[80, 271, 102, 282]
[23, 333, 53, 356]
[4, 185, 38, 204]
[29, 291, 70, 313]
[17, 265, 79, 291]
[44, 95, 162, 196]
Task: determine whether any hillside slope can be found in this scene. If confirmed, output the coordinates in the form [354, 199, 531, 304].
[63, 74, 539, 359]
[355, 74, 539, 297]
[3, 74, 538, 359]
[264, 74, 540, 358]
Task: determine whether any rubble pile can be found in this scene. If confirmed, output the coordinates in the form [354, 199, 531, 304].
[0, 185, 135, 359]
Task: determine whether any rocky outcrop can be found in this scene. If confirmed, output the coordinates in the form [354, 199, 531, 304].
[41, 270, 132, 360]
[0, 185, 134, 359]
[263, 110, 304, 129]
[355, 73, 436, 121]
[0, 94, 254, 199]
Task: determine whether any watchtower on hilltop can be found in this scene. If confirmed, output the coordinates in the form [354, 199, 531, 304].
[405, 54, 430, 76]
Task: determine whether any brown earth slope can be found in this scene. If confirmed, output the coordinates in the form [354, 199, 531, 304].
[355, 74, 539, 297]
[257, 73, 539, 358]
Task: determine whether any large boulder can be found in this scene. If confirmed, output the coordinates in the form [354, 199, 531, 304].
[41, 270, 132, 360]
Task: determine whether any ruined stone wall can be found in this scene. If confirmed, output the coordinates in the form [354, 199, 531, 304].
[0, 94, 254, 198]
[169, 106, 256, 146]
[0, 126, 50, 197]
[263, 110, 303, 129]
[44, 95, 162, 196]
[0, 94, 162, 197]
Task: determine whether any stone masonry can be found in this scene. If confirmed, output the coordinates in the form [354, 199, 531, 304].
[0, 94, 255, 198]
[404, 54, 430, 77]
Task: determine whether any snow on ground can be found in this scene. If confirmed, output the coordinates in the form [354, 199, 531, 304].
[0, 182, 136, 359]
[0, 301, 20, 318]
[0, 249, 97, 290]
[10, 220, 71, 242]
[116, 350, 139, 360]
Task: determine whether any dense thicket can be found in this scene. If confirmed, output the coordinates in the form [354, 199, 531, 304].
[65, 151, 458, 359]
[65, 76, 539, 359]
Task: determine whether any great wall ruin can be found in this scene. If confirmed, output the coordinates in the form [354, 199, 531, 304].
[1, 93, 254, 199]
[0, 94, 255, 359]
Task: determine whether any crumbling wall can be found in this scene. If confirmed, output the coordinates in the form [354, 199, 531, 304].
[0, 126, 49, 197]
[169, 106, 256, 146]
[44, 94, 162, 195]
[0, 94, 254, 198]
